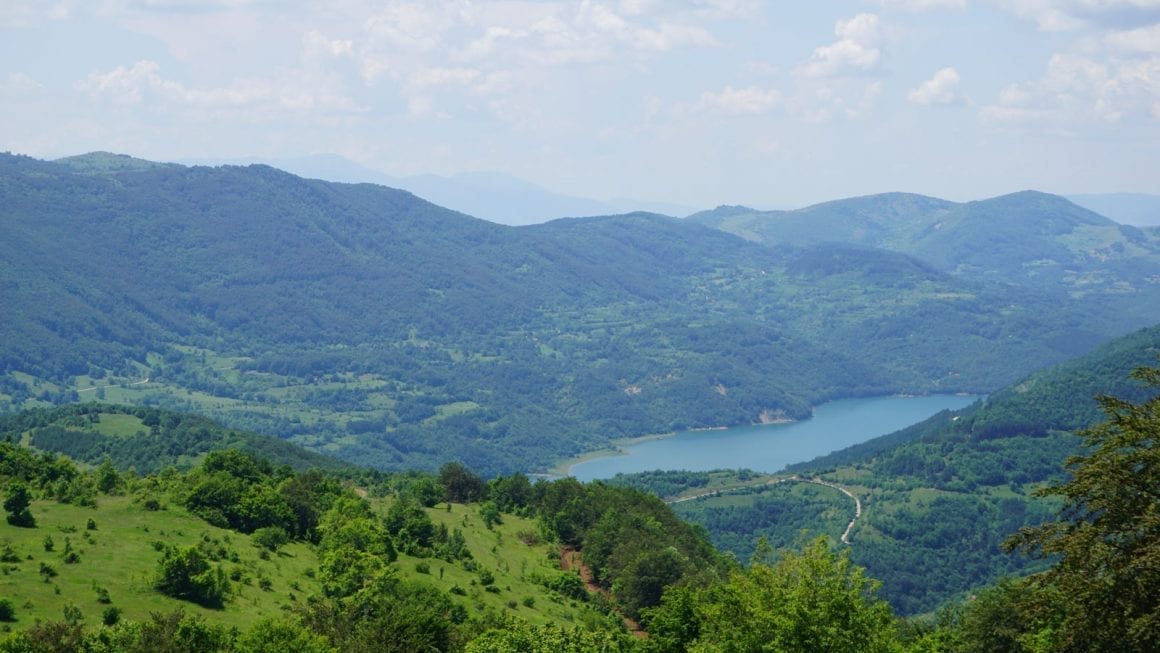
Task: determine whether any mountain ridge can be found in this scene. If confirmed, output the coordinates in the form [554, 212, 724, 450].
[3, 152, 1159, 474]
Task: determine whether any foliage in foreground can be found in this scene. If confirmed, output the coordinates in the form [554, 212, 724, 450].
[644, 537, 898, 652]
[908, 364, 1160, 652]
[3, 357, 1160, 651]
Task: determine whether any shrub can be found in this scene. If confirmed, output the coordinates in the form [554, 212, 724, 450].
[154, 545, 230, 608]
[0, 599, 15, 622]
[252, 526, 289, 552]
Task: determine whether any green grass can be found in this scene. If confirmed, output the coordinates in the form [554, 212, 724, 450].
[380, 498, 611, 628]
[93, 414, 146, 438]
[0, 491, 610, 635]
[0, 496, 322, 631]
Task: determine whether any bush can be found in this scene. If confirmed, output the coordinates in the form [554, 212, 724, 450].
[3, 483, 35, 529]
[252, 526, 290, 552]
[38, 562, 57, 582]
[101, 606, 121, 626]
[154, 545, 230, 608]
[0, 599, 15, 622]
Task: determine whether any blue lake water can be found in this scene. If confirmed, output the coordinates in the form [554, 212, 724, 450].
[569, 394, 981, 481]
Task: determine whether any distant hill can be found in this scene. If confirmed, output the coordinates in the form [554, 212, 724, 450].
[0, 403, 356, 475]
[179, 153, 696, 225]
[3, 152, 1160, 474]
[689, 191, 1160, 312]
[1067, 192, 1160, 226]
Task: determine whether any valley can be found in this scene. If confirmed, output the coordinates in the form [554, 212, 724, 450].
[1, 152, 1159, 650]
[3, 153, 1159, 476]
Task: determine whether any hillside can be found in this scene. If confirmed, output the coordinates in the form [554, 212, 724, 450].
[0, 442, 656, 650]
[3, 152, 1160, 474]
[614, 324, 1160, 615]
[0, 403, 357, 475]
[690, 191, 1160, 316]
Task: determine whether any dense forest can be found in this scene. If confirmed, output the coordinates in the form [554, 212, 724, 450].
[3, 153, 1160, 473]
[0, 359, 1157, 650]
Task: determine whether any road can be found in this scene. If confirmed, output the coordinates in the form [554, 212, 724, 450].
[666, 475, 863, 544]
[77, 378, 150, 393]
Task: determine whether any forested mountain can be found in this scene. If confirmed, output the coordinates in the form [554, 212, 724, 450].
[3, 152, 1160, 473]
[690, 191, 1160, 318]
[629, 324, 1160, 615]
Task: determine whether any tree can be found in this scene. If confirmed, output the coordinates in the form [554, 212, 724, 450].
[438, 462, 487, 504]
[154, 545, 230, 608]
[1007, 365, 1160, 652]
[467, 615, 637, 652]
[234, 617, 337, 653]
[646, 537, 898, 652]
[95, 456, 122, 494]
[252, 526, 290, 552]
[3, 482, 35, 528]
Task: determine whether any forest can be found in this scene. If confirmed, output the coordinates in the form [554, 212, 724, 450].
[3, 153, 1160, 473]
[0, 359, 1157, 651]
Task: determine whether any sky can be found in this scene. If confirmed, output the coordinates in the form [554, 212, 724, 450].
[2, 0, 1159, 210]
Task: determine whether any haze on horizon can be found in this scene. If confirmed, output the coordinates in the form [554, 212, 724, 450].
[2, 1, 1159, 211]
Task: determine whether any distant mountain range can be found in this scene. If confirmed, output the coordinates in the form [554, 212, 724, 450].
[1067, 192, 1160, 226]
[2, 151, 1159, 474]
[688, 190, 1160, 299]
[177, 153, 698, 225]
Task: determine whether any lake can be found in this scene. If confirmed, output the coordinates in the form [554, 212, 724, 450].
[569, 394, 981, 481]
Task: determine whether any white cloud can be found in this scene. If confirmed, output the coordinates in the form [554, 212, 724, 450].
[0, 72, 43, 97]
[872, 0, 966, 11]
[980, 51, 1160, 126]
[799, 13, 883, 78]
[303, 30, 354, 60]
[908, 67, 962, 105]
[1005, 0, 1086, 30]
[1105, 23, 1160, 53]
[78, 59, 363, 115]
[1003, 0, 1160, 31]
[697, 85, 781, 115]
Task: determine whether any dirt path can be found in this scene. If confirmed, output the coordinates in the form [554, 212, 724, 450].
[77, 377, 150, 393]
[560, 545, 646, 638]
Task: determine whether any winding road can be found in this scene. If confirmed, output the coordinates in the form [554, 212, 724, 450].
[666, 475, 864, 544]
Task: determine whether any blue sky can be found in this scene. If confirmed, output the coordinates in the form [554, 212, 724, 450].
[2, 1, 1158, 209]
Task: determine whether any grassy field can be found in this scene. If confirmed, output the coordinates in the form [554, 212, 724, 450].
[0, 491, 610, 635]
[382, 499, 615, 629]
[0, 496, 322, 632]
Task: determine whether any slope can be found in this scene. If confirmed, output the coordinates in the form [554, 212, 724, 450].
[637, 324, 1160, 615]
[3, 152, 1159, 474]
[690, 191, 1160, 312]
